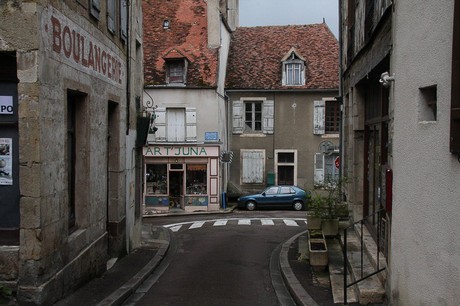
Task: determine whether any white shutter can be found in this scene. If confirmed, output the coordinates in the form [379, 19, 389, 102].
[313, 100, 325, 135]
[241, 150, 265, 184]
[262, 100, 274, 134]
[167, 109, 185, 142]
[314, 153, 324, 186]
[154, 108, 166, 142]
[186, 108, 197, 142]
[90, 0, 101, 18]
[233, 101, 244, 134]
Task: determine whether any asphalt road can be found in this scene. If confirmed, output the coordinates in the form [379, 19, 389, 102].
[136, 210, 307, 306]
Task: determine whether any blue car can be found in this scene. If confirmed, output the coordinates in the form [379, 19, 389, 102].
[237, 185, 310, 211]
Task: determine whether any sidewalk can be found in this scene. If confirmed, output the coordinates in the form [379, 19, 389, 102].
[55, 209, 347, 306]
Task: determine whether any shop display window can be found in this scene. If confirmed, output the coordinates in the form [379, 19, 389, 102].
[186, 164, 207, 195]
[146, 164, 167, 194]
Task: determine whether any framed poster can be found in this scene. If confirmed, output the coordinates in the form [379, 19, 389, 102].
[0, 138, 13, 185]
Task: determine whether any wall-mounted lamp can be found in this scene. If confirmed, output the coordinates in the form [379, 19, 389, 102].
[379, 72, 395, 88]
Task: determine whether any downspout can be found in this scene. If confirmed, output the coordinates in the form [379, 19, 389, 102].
[338, 0, 344, 193]
[126, 0, 131, 135]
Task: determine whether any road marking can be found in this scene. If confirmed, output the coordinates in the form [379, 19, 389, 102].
[189, 221, 206, 229]
[213, 220, 228, 226]
[283, 219, 299, 227]
[238, 219, 251, 225]
[169, 225, 182, 232]
[261, 219, 275, 225]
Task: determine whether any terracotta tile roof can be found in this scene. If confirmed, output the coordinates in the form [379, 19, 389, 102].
[226, 24, 339, 90]
[143, 0, 219, 87]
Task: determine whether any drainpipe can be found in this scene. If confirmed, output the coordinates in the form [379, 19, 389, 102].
[338, 0, 344, 199]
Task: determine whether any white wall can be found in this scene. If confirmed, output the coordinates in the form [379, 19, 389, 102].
[390, 1, 460, 304]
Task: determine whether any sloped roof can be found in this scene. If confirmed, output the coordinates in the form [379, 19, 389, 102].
[143, 0, 219, 87]
[225, 24, 339, 90]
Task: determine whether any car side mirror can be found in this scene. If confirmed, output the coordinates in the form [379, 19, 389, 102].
[262, 192, 266, 196]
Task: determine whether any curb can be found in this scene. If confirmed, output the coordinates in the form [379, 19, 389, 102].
[96, 226, 172, 306]
[279, 230, 319, 306]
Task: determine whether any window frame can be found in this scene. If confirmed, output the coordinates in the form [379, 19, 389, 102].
[275, 150, 297, 186]
[282, 51, 306, 86]
[325, 100, 341, 133]
[166, 59, 187, 85]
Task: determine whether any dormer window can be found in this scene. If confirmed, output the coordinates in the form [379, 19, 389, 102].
[282, 48, 306, 86]
[166, 59, 187, 85]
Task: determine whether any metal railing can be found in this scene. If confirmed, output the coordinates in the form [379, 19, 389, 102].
[343, 208, 386, 304]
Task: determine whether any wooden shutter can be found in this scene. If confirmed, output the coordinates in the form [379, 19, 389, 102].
[107, 0, 116, 33]
[120, 0, 128, 41]
[90, 0, 101, 19]
[186, 107, 197, 142]
[262, 100, 274, 134]
[313, 100, 325, 135]
[154, 108, 166, 142]
[167, 109, 185, 142]
[314, 153, 324, 185]
[233, 101, 244, 134]
[241, 150, 265, 184]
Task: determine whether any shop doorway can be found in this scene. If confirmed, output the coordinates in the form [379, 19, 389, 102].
[169, 171, 183, 209]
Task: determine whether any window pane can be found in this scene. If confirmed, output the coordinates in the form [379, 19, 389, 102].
[186, 164, 207, 194]
[244, 102, 263, 132]
[265, 187, 278, 195]
[146, 164, 167, 194]
[325, 100, 340, 133]
[278, 165, 294, 185]
[278, 152, 294, 163]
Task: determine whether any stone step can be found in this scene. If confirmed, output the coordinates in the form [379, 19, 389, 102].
[341, 229, 386, 304]
[327, 239, 358, 304]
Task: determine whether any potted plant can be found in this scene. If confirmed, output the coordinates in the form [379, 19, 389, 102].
[306, 194, 324, 230]
[313, 177, 349, 237]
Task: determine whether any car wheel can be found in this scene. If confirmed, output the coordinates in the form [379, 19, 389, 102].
[293, 201, 304, 211]
[246, 201, 256, 211]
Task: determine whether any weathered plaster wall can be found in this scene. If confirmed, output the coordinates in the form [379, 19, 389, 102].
[390, 1, 460, 304]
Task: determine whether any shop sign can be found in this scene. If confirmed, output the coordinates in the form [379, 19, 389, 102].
[0, 96, 13, 115]
[143, 146, 219, 157]
[42, 7, 124, 87]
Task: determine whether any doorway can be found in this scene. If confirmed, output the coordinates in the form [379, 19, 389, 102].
[169, 171, 183, 209]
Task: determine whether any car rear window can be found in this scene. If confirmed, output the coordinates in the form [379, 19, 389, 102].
[280, 187, 295, 194]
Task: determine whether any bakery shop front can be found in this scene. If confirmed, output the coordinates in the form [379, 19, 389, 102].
[143, 145, 221, 213]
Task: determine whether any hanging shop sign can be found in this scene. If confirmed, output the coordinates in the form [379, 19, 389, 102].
[143, 146, 219, 157]
[0, 96, 13, 115]
[0, 138, 13, 185]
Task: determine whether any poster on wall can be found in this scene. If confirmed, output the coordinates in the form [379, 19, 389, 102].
[0, 138, 13, 185]
[0, 96, 13, 115]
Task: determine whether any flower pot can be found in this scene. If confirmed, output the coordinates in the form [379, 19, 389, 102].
[308, 239, 328, 269]
[306, 212, 322, 230]
[321, 218, 339, 237]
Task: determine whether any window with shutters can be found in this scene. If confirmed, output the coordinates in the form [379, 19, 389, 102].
[314, 98, 339, 135]
[232, 99, 274, 135]
[241, 150, 265, 184]
[120, 0, 128, 42]
[148, 107, 196, 143]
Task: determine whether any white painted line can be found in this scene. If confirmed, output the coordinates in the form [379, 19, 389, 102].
[213, 220, 228, 226]
[238, 219, 251, 225]
[169, 225, 182, 232]
[283, 219, 299, 227]
[189, 221, 206, 229]
[261, 219, 275, 225]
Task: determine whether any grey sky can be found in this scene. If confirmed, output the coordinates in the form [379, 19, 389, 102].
[239, 0, 339, 38]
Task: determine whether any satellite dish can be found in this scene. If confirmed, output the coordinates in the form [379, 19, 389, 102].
[319, 141, 335, 156]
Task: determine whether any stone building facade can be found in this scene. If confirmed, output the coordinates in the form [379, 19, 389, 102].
[0, 0, 143, 304]
[340, 0, 460, 304]
[142, 0, 238, 214]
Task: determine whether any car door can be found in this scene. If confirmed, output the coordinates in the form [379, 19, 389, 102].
[257, 186, 279, 208]
[275, 186, 295, 207]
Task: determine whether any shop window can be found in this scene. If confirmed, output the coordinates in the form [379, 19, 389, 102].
[146, 164, 167, 194]
[186, 164, 207, 194]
